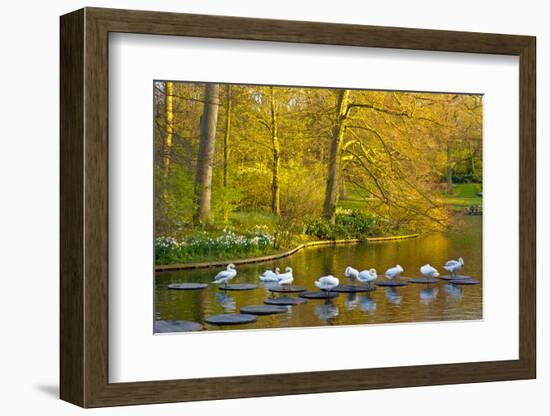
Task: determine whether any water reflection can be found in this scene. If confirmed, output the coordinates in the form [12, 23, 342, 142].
[259, 282, 275, 293]
[419, 287, 439, 305]
[155, 216, 482, 331]
[385, 287, 403, 305]
[444, 283, 464, 299]
[344, 293, 359, 310]
[215, 292, 236, 312]
[315, 301, 339, 323]
[359, 295, 377, 313]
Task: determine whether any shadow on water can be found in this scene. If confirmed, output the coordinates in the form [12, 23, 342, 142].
[155, 216, 482, 331]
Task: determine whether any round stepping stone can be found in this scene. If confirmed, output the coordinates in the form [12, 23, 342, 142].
[264, 297, 307, 306]
[331, 284, 376, 293]
[217, 283, 258, 291]
[408, 277, 440, 284]
[299, 291, 339, 300]
[205, 313, 257, 325]
[154, 320, 203, 333]
[375, 280, 408, 287]
[267, 285, 307, 293]
[450, 279, 480, 285]
[441, 274, 473, 281]
[240, 305, 288, 315]
[167, 283, 208, 290]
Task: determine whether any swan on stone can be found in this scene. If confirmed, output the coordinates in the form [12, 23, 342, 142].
[259, 267, 280, 282]
[385, 265, 404, 281]
[443, 257, 464, 277]
[344, 266, 359, 281]
[277, 267, 294, 285]
[420, 264, 440, 279]
[357, 268, 377, 286]
[315, 275, 339, 292]
[211, 264, 237, 286]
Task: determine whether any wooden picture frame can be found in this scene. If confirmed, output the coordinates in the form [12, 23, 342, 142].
[60, 7, 536, 408]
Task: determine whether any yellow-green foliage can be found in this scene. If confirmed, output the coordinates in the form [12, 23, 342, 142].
[154, 81, 483, 263]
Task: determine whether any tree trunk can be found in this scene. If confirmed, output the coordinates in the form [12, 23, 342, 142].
[163, 81, 174, 180]
[323, 89, 350, 222]
[470, 148, 477, 177]
[223, 85, 232, 188]
[339, 173, 346, 200]
[270, 87, 281, 215]
[194, 83, 220, 224]
[446, 140, 453, 193]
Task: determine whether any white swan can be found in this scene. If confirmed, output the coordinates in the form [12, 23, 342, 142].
[345, 266, 359, 281]
[278, 273, 294, 286]
[357, 268, 377, 284]
[385, 265, 404, 281]
[420, 264, 440, 278]
[443, 257, 464, 277]
[259, 267, 280, 282]
[276, 267, 293, 285]
[315, 275, 340, 292]
[212, 264, 237, 285]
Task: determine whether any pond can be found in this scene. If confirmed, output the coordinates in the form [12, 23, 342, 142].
[155, 216, 482, 332]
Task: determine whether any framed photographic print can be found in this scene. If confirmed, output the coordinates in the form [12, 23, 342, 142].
[60, 7, 536, 408]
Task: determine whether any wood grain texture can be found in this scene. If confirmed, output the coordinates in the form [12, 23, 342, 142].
[518, 38, 536, 376]
[84, 8, 110, 406]
[87, 7, 532, 55]
[59, 7, 537, 408]
[59, 8, 84, 407]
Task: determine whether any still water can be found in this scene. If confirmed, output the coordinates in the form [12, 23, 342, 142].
[155, 216, 482, 331]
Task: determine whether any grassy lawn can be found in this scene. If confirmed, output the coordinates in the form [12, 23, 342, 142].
[229, 210, 279, 233]
[338, 183, 482, 210]
[338, 186, 377, 213]
[452, 183, 482, 198]
[338, 198, 374, 212]
[444, 183, 482, 207]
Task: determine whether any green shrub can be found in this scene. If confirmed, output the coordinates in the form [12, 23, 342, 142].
[304, 210, 388, 240]
[335, 210, 375, 236]
[155, 165, 196, 236]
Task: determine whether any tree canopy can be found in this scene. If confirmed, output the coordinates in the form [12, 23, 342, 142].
[154, 81, 482, 246]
